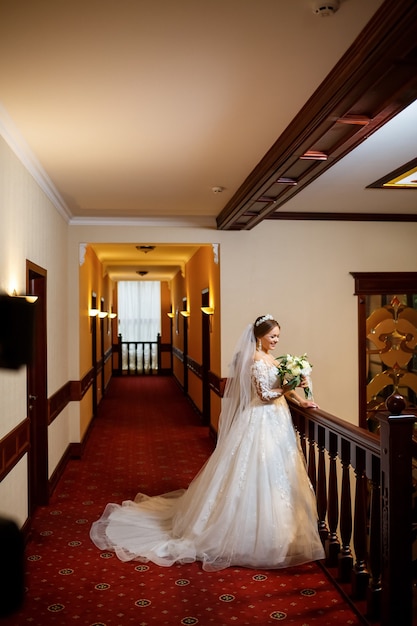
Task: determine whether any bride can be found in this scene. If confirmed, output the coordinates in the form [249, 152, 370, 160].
[90, 315, 325, 571]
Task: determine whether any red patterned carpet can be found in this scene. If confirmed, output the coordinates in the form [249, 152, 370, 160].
[4, 376, 364, 625]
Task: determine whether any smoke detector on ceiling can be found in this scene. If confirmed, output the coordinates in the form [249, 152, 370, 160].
[312, 1, 340, 16]
[212, 186, 224, 194]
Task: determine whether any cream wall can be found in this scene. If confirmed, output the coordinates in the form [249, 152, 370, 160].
[68, 221, 417, 424]
[0, 136, 70, 521]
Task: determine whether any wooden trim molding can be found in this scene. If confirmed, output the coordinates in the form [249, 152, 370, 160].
[187, 355, 202, 379]
[48, 367, 95, 425]
[268, 212, 417, 223]
[48, 443, 72, 496]
[172, 348, 224, 397]
[71, 367, 95, 401]
[208, 371, 226, 397]
[350, 272, 417, 295]
[48, 381, 72, 425]
[0, 419, 30, 482]
[172, 345, 184, 362]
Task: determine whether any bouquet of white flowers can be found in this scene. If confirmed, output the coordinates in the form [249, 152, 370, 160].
[276, 353, 313, 400]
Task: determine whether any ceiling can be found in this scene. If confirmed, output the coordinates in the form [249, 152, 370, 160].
[90, 243, 203, 282]
[1, 0, 417, 280]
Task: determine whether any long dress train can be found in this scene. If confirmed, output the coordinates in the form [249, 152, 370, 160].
[90, 359, 325, 571]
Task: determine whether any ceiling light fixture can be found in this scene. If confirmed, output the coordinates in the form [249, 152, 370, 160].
[300, 150, 328, 160]
[276, 177, 297, 186]
[136, 270, 148, 276]
[337, 115, 370, 126]
[136, 245, 155, 253]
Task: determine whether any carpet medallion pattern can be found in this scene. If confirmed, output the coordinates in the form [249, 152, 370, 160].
[3, 377, 362, 625]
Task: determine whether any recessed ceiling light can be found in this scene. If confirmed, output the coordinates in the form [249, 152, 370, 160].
[300, 150, 328, 160]
[367, 158, 417, 190]
[276, 177, 297, 186]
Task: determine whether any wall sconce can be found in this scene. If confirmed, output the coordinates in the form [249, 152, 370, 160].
[167, 311, 175, 318]
[108, 312, 117, 319]
[89, 308, 100, 317]
[201, 306, 214, 315]
[180, 310, 190, 317]
[12, 289, 38, 304]
[98, 311, 108, 319]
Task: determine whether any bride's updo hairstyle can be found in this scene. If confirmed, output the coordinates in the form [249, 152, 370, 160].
[253, 314, 280, 339]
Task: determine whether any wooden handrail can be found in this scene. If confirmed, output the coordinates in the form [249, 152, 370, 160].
[288, 399, 416, 626]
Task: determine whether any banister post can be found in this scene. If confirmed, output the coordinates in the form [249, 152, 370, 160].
[378, 410, 416, 626]
[157, 333, 161, 374]
[117, 333, 122, 376]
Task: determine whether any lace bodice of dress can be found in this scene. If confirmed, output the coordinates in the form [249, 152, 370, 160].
[251, 358, 281, 404]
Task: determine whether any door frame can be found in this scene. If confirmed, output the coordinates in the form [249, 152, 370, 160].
[201, 288, 211, 426]
[26, 260, 48, 511]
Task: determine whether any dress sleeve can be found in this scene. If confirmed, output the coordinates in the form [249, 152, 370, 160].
[251, 360, 281, 402]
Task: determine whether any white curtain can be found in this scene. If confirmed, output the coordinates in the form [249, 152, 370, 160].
[118, 281, 161, 371]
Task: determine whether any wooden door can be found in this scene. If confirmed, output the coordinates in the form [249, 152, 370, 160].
[26, 261, 48, 511]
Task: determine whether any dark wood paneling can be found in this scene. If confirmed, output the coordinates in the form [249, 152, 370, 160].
[48, 365, 98, 425]
[0, 419, 30, 482]
[173, 348, 224, 397]
[350, 272, 417, 295]
[71, 367, 95, 401]
[268, 212, 417, 223]
[186, 355, 202, 379]
[48, 443, 72, 496]
[172, 346, 184, 363]
[208, 371, 226, 397]
[48, 381, 72, 425]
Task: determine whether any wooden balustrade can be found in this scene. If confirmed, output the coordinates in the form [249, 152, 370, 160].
[115, 334, 161, 375]
[289, 400, 416, 626]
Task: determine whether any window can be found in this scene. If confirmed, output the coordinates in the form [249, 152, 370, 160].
[117, 281, 161, 341]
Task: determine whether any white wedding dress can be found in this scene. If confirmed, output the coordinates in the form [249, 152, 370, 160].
[90, 358, 325, 571]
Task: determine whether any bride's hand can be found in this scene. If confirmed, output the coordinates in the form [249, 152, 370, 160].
[282, 380, 298, 394]
[300, 399, 319, 409]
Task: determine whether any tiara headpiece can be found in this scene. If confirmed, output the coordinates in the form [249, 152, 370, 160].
[255, 314, 273, 327]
